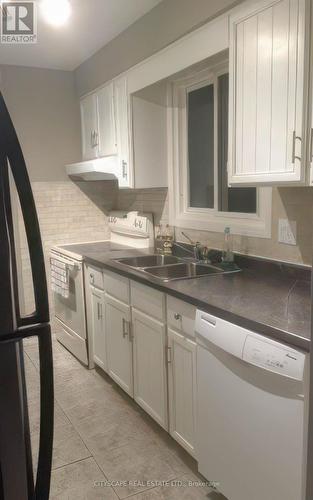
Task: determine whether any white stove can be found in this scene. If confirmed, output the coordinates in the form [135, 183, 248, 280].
[50, 211, 154, 366]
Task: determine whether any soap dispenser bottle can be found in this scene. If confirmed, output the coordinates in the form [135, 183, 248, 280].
[222, 227, 234, 263]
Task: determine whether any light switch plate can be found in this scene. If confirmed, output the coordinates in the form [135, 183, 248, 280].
[278, 219, 297, 246]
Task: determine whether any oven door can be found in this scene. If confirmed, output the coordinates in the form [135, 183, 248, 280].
[51, 253, 87, 348]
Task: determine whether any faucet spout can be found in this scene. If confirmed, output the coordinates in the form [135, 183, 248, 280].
[179, 232, 202, 260]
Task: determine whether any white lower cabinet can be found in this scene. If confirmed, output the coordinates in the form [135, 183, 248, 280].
[105, 293, 133, 397]
[90, 287, 107, 371]
[168, 327, 197, 457]
[132, 308, 168, 430]
[85, 267, 197, 457]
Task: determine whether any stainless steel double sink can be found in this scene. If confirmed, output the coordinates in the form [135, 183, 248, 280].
[113, 254, 233, 282]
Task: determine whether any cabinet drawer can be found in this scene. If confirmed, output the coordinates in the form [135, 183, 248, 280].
[87, 266, 104, 290]
[104, 270, 129, 304]
[131, 281, 165, 321]
[167, 296, 196, 338]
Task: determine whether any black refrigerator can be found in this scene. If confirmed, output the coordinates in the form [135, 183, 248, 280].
[0, 93, 54, 499]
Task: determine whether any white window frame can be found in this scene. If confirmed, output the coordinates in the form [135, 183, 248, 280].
[167, 63, 272, 238]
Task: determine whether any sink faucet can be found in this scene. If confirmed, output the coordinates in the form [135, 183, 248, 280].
[180, 232, 202, 260]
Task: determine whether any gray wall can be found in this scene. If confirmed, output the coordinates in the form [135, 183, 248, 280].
[0, 65, 81, 181]
[75, 0, 242, 96]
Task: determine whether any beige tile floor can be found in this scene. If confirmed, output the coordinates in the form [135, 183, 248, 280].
[23, 335, 224, 500]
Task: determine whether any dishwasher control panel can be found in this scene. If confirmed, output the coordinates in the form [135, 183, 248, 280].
[243, 335, 305, 381]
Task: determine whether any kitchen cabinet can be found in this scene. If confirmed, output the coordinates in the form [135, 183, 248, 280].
[97, 83, 117, 158]
[84, 266, 199, 456]
[90, 288, 106, 371]
[228, 0, 308, 185]
[310, 110, 313, 186]
[80, 93, 98, 160]
[310, 6, 313, 186]
[85, 264, 105, 369]
[105, 293, 133, 397]
[114, 76, 131, 187]
[80, 83, 117, 161]
[132, 308, 168, 430]
[79, 74, 168, 188]
[131, 82, 168, 188]
[168, 328, 197, 457]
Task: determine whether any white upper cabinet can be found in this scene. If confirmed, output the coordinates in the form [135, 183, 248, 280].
[80, 85, 117, 162]
[310, 102, 313, 186]
[114, 76, 131, 187]
[310, 11, 313, 186]
[80, 93, 98, 160]
[228, 0, 307, 185]
[97, 83, 117, 158]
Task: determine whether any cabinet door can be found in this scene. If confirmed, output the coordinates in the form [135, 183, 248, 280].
[105, 294, 133, 396]
[90, 288, 107, 371]
[114, 76, 131, 187]
[97, 83, 117, 157]
[132, 309, 168, 429]
[168, 328, 197, 457]
[80, 93, 98, 160]
[310, 108, 313, 185]
[310, 36, 313, 185]
[228, 0, 306, 185]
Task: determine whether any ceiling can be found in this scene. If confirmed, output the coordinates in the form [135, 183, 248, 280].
[0, 0, 162, 70]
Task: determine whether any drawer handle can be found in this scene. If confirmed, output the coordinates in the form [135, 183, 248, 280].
[174, 313, 182, 320]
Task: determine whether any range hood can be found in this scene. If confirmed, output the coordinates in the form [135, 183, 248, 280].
[66, 157, 118, 181]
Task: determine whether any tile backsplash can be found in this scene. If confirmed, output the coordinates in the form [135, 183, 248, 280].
[17, 180, 116, 315]
[116, 186, 313, 266]
[16, 181, 312, 318]
[117, 188, 169, 226]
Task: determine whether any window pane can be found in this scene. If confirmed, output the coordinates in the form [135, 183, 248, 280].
[187, 84, 214, 208]
[218, 73, 256, 214]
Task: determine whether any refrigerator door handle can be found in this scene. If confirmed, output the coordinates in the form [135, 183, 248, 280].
[0, 324, 54, 500]
[35, 326, 54, 500]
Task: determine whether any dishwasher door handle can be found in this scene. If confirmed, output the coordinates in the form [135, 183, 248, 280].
[200, 314, 216, 327]
[195, 310, 247, 359]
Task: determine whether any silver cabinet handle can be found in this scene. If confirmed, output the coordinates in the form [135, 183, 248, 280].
[310, 128, 313, 164]
[122, 318, 128, 338]
[292, 131, 301, 163]
[97, 302, 103, 319]
[91, 130, 98, 148]
[167, 346, 172, 363]
[90, 130, 94, 148]
[174, 313, 182, 320]
[122, 160, 127, 179]
[94, 131, 98, 147]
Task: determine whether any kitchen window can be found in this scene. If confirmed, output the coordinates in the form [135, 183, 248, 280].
[168, 63, 272, 238]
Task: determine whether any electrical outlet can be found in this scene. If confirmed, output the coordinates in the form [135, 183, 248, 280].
[278, 219, 297, 246]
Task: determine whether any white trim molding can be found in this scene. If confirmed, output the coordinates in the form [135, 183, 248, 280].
[167, 66, 272, 239]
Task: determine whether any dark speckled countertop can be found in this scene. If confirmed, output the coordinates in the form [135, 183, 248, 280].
[60, 242, 312, 352]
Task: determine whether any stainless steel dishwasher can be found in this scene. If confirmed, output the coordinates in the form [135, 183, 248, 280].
[195, 309, 308, 500]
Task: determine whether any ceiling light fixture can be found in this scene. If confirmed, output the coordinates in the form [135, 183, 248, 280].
[41, 0, 71, 27]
